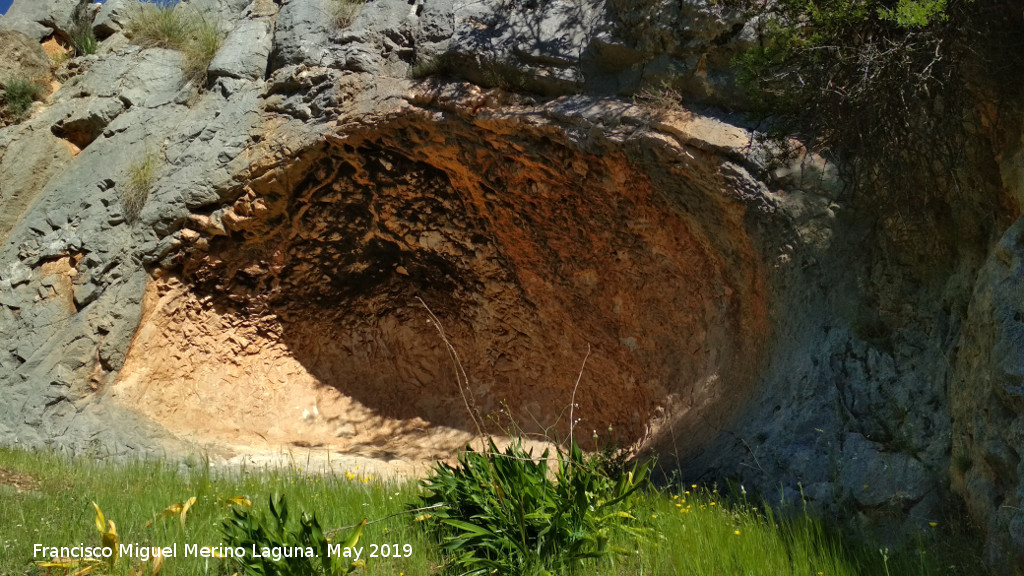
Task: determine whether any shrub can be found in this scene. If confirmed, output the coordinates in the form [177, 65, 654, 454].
[120, 152, 158, 223]
[126, 2, 224, 86]
[633, 81, 686, 118]
[1, 77, 45, 120]
[418, 438, 653, 575]
[69, 20, 99, 56]
[731, 0, 972, 201]
[409, 52, 457, 79]
[330, 0, 365, 28]
[220, 493, 366, 576]
[408, 53, 535, 93]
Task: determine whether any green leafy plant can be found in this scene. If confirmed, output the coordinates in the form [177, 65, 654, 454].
[330, 0, 365, 28]
[69, 20, 99, 56]
[418, 438, 653, 576]
[126, 1, 224, 86]
[220, 493, 366, 576]
[1, 77, 44, 120]
[878, 0, 949, 27]
[120, 151, 159, 223]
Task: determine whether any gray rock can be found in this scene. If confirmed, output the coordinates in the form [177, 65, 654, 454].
[838, 433, 931, 508]
[1, 261, 33, 286]
[208, 17, 273, 80]
[93, 0, 132, 39]
[0, 29, 52, 86]
[50, 96, 126, 149]
[0, 0, 93, 42]
[269, 0, 336, 70]
[953, 216, 1024, 567]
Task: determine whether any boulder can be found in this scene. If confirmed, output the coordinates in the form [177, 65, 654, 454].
[0, 29, 52, 86]
[0, 0, 94, 43]
[93, 0, 133, 39]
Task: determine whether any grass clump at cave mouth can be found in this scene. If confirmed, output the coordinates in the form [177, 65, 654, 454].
[125, 1, 224, 86]
[0, 445, 982, 576]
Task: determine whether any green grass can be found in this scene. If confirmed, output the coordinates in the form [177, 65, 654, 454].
[119, 151, 159, 223]
[0, 447, 982, 576]
[69, 20, 99, 56]
[0, 447, 434, 576]
[125, 2, 224, 86]
[1, 77, 45, 120]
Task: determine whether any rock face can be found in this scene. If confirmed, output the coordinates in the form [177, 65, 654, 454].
[0, 0, 92, 42]
[0, 30, 53, 89]
[0, 0, 1022, 572]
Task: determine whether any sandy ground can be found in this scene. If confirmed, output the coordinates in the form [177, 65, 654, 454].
[111, 277, 551, 478]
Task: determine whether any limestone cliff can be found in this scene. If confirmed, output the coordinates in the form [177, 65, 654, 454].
[0, 0, 1022, 571]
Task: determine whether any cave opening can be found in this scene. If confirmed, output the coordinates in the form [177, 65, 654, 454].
[116, 117, 766, 462]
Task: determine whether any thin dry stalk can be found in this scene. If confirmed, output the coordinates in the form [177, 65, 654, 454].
[567, 344, 591, 449]
[416, 297, 486, 451]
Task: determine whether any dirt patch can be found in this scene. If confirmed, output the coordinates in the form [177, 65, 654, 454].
[113, 277, 481, 471]
[39, 255, 79, 312]
[0, 467, 40, 492]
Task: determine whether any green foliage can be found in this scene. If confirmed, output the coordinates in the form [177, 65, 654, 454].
[1, 77, 44, 120]
[731, 0, 972, 201]
[183, 17, 224, 86]
[127, 1, 192, 48]
[120, 151, 159, 223]
[878, 0, 949, 27]
[330, 0, 365, 28]
[69, 20, 99, 56]
[0, 446, 989, 576]
[220, 493, 366, 576]
[418, 439, 653, 575]
[126, 2, 224, 86]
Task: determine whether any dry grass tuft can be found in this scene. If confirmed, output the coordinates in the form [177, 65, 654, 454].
[331, 0, 365, 28]
[126, 2, 224, 87]
[120, 151, 159, 223]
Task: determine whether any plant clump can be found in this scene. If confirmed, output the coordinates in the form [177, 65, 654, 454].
[0, 77, 45, 121]
[220, 493, 366, 576]
[120, 151, 159, 224]
[125, 2, 224, 86]
[731, 0, 975, 202]
[633, 80, 687, 118]
[330, 0, 366, 28]
[68, 20, 99, 56]
[418, 439, 653, 575]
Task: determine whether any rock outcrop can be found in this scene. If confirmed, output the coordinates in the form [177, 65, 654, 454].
[0, 0, 1022, 571]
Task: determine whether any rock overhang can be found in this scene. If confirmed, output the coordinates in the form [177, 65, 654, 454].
[124, 88, 780, 456]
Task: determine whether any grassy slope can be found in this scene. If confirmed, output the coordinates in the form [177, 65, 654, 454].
[0, 447, 980, 576]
